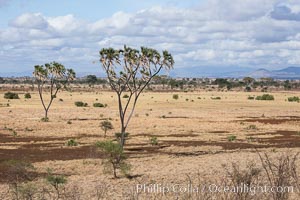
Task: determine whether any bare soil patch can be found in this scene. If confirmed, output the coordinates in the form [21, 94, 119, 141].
[237, 117, 300, 124]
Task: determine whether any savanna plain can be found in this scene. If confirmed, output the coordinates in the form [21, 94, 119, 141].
[1, 87, 300, 199]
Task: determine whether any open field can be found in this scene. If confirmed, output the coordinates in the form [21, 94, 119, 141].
[1, 89, 300, 199]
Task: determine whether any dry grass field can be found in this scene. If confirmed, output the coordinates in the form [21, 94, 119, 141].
[0, 89, 300, 199]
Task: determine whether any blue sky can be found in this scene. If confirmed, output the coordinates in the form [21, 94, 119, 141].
[1, 0, 300, 76]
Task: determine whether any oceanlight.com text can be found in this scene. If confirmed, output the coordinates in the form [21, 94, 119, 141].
[136, 183, 294, 196]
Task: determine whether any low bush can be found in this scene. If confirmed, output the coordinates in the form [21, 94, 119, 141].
[256, 94, 274, 100]
[149, 136, 158, 146]
[74, 101, 88, 107]
[172, 94, 179, 100]
[247, 96, 255, 100]
[41, 117, 49, 122]
[227, 135, 237, 141]
[211, 96, 221, 100]
[66, 139, 78, 146]
[46, 168, 67, 199]
[93, 103, 105, 107]
[24, 93, 31, 99]
[123, 94, 129, 98]
[4, 92, 19, 99]
[287, 96, 300, 102]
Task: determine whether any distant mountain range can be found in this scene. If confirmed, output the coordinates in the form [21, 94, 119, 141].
[170, 66, 300, 79]
[1, 66, 300, 79]
[246, 67, 300, 79]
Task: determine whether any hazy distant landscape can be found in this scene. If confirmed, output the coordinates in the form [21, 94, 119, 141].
[3, 66, 300, 79]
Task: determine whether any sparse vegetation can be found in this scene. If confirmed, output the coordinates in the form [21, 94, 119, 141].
[287, 96, 300, 102]
[3, 74, 300, 199]
[172, 94, 179, 100]
[66, 139, 78, 146]
[75, 101, 88, 107]
[96, 141, 131, 178]
[4, 92, 19, 99]
[24, 93, 31, 99]
[227, 135, 237, 141]
[149, 136, 158, 145]
[211, 96, 221, 100]
[93, 102, 105, 107]
[255, 94, 274, 100]
[46, 168, 67, 199]
[41, 117, 49, 122]
[100, 120, 114, 138]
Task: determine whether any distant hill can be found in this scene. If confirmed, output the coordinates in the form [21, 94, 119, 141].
[247, 68, 272, 78]
[247, 67, 300, 79]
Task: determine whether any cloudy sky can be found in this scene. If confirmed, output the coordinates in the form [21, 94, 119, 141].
[0, 0, 300, 76]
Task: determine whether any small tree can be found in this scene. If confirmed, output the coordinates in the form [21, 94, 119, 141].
[33, 62, 75, 120]
[96, 141, 130, 178]
[243, 77, 255, 90]
[99, 45, 174, 149]
[86, 74, 97, 87]
[100, 120, 114, 138]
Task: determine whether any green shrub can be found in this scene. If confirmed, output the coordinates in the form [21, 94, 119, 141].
[4, 92, 19, 99]
[74, 101, 88, 107]
[247, 124, 257, 130]
[96, 141, 131, 178]
[93, 103, 105, 107]
[255, 94, 274, 101]
[172, 94, 179, 100]
[227, 135, 237, 142]
[149, 136, 158, 146]
[47, 173, 67, 187]
[287, 96, 300, 102]
[41, 117, 49, 122]
[46, 168, 67, 199]
[123, 94, 129, 98]
[211, 96, 221, 100]
[66, 139, 78, 146]
[24, 93, 31, 99]
[248, 96, 255, 100]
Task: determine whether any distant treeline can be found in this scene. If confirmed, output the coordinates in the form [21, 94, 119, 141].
[1, 75, 300, 91]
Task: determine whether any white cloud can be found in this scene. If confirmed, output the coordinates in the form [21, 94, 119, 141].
[11, 13, 48, 29]
[1, 0, 300, 73]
